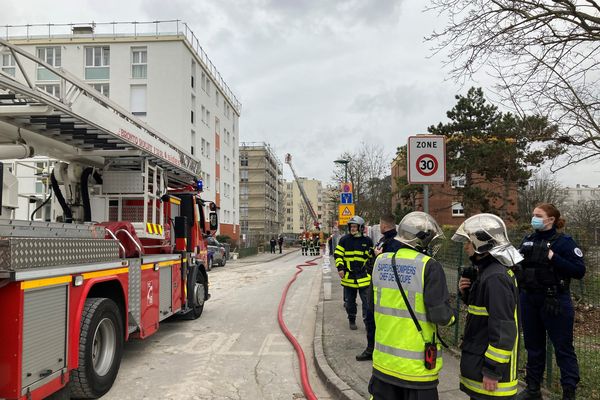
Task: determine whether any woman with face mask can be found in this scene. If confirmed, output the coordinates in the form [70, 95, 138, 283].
[516, 203, 586, 400]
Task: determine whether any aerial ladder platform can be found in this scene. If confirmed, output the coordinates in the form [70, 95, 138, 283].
[284, 153, 320, 230]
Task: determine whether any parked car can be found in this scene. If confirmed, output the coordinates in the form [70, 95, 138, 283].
[207, 236, 227, 269]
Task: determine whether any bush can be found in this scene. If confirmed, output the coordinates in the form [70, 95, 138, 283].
[216, 234, 232, 244]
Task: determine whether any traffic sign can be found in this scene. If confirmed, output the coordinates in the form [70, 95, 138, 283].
[341, 182, 353, 193]
[407, 135, 446, 184]
[340, 192, 353, 204]
[338, 204, 355, 225]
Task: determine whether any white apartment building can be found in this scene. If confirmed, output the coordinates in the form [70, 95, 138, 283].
[563, 184, 600, 205]
[284, 178, 324, 234]
[1, 21, 241, 239]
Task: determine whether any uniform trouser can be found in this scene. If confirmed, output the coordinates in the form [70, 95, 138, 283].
[521, 291, 580, 389]
[302, 247, 307, 255]
[364, 283, 375, 351]
[344, 285, 369, 323]
[368, 376, 439, 400]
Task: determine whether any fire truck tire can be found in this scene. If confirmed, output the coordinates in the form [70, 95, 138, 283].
[190, 267, 208, 319]
[71, 298, 123, 399]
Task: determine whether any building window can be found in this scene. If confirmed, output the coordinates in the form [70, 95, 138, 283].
[191, 95, 196, 125]
[206, 111, 211, 128]
[206, 78, 211, 96]
[191, 60, 196, 89]
[206, 142, 211, 159]
[201, 138, 206, 156]
[130, 85, 147, 116]
[205, 173, 211, 190]
[85, 46, 110, 80]
[452, 202, 465, 217]
[36, 46, 61, 81]
[37, 84, 60, 98]
[201, 71, 206, 91]
[131, 47, 147, 79]
[191, 130, 196, 155]
[450, 174, 466, 189]
[91, 83, 109, 97]
[240, 170, 248, 182]
[240, 154, 248, 167]
[1, 53, 15, 76]
[215, 89, 220, 106]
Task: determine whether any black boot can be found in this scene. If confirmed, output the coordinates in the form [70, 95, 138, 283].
[562, 386, 576, 400]
[356, 348, 373, 361]
[516, 382, 542, 400]
[349, 319, 357, 330]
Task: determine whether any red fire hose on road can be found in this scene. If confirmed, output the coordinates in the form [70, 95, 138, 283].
[277, 256, 321, 400]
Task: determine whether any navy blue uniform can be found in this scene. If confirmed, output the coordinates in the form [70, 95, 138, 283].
[518, 227, 585, 391]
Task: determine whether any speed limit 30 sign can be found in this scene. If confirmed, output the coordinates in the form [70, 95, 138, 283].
[407, 135, 446, 184]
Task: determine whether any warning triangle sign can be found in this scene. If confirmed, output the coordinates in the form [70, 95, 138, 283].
[341, 207, 352, 216]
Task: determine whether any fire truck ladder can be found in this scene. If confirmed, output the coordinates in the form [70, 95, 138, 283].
[0, 39, 201, 238]
[284, 153, 320, 229]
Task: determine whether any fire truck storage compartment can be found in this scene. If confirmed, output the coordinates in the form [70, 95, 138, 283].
[159, 265, 172, 318]
[102, 171, 145, 194]
[22, 284, 68, 391]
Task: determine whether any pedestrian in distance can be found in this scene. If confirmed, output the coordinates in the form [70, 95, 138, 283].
[369, 211, 455, 400]
[269, 236, 276, 254]
[452, 213, 521, 400]
[278, 235, 284, 254]
[334, 216, 374, 331]
[356, 213, 402, 362]
[516, 203, 585, 400]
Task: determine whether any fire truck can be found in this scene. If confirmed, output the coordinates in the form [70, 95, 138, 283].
[0, 39, 217, 399]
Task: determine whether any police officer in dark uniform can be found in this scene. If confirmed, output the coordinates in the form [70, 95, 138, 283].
[356, 214, 402, 361]
[517, 203, 585, 400]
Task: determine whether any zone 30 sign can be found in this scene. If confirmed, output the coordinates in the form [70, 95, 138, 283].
[407, 135, 446, 184]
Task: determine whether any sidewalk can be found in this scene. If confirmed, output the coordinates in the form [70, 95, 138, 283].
[225, 247, 298, 266]
[314, 255, 469, 400]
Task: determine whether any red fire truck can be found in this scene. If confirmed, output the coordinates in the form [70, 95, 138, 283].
[0, 40, 216, 399]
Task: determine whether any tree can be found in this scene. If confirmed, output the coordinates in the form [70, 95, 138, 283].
[332, 142, 392, 223]
[427, 0, 600, 170]
[428, 87, 562, 218]
[517, 171, 567, 224]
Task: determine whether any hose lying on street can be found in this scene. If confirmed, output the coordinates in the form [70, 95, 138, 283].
[277, 255, 321, 400]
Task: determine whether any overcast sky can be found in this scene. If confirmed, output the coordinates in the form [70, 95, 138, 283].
[2, 0, 597, 188]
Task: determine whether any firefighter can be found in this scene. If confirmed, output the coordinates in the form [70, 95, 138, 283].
[369, 211, 455, 400]
[334, 216, 374, 330]
[314, 235, 320, 256]
[452, 213, 521, 400]
[308, 235, 315, 256]
[301, 236, 308, 256]
[516, 204, 585, 400]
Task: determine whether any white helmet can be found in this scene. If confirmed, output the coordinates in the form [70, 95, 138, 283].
[347, 216, 365, 233]
[451, 213, 523, 266]
[397, 211, 444, 256]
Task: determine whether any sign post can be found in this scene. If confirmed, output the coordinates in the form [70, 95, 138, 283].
[407, 135, 446, 213]
[339, 182, 354, 228]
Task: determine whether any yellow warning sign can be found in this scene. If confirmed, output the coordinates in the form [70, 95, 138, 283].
[338, 204, 355, 225]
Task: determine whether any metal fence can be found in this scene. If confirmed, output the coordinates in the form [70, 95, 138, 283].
[435, 228, 600, 399]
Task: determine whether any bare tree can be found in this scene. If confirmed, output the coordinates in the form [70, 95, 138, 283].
[427, 1, 600, 169]
[517, 170, 567, 223]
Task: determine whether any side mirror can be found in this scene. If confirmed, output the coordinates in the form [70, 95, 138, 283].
[209, 212, 218, 231]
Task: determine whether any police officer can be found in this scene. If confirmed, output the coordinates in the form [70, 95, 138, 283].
[452, 213, 521, 400]
[335, 216, 374, 330]
[516, 204, 585, 400]
[369, 212, 455, 400]
[301, 236, 308, 256]
[356, 213, 402, 362]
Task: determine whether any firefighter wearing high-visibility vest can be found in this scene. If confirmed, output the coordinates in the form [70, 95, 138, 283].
[335, 216, 374, 330]
[452, 214, 522, 400]
[308, 236, 315, 256]
[369, 211, 455, 400]
[301, 237, 308, 256]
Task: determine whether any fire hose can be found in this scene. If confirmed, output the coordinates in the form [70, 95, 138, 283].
[277, 255, 321, 400]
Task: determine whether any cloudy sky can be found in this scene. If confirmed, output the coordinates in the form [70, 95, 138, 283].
[2, 0, 597, 188]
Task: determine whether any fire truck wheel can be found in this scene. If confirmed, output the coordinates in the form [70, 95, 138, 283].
[71, 298, 123, 399]
[191, 269, 208, 319]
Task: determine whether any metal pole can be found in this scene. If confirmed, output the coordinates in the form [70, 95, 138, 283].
[423, 184, 429, 213]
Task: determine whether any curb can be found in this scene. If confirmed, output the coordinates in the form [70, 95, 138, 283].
[313, 291, 365, 400]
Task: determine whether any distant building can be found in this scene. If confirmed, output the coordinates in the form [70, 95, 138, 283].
[563, 184, 600, 205]
[1, 21, 241, 238]
[239, 142, 284, 246]
[284, 178, 324, 235]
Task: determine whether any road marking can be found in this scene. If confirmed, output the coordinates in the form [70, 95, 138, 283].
[258, 333, 293, 356]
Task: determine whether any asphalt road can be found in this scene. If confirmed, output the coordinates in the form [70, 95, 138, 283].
[102, 250, 331, 400]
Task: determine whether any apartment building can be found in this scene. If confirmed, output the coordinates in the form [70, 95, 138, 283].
[1, 21, 240, 238]
[562, 184, 600, 205]
[239, 142, 284, 245]
[283, 178, 325, 235]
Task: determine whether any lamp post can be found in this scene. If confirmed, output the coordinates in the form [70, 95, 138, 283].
[334, 159, 350, 182]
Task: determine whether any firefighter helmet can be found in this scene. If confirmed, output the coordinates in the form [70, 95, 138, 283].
[347, 215, 365, 233]
[397, 211, 444, 256]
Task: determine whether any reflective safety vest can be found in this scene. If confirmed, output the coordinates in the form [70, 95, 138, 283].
[334, 234, 373, 288]
[372, 248, 442, 386]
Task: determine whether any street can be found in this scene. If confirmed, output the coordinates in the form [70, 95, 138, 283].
[103, 251, 331, 400]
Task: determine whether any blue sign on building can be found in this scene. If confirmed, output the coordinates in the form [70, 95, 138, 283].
[340, 192, 353, 204]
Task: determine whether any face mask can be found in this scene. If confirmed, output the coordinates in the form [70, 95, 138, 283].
[531, 216, 546, 230]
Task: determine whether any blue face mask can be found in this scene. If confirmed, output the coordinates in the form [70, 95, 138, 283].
[531, 216, 545, 230]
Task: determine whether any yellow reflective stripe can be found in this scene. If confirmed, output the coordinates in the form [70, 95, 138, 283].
[485, 351, 510, 364]
[468, 305, 489, 316]
[169, 197, 181, 205]
[445, 315, 456, 327]
[489, 344, 512, 357]
[460, 377, 518, 396]
[157, 260, 181, 268]
[373, 363, 439, 382]
[141, 263, 155, 270]
[334, 250, 344, 256]
[82, 267, 129, 280]
[21, 275, 71, 290]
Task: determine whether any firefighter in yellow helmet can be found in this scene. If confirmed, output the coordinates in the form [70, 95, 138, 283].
[452, 213, 522, 400]
[369, 211, 455, 400]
